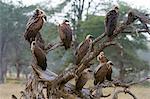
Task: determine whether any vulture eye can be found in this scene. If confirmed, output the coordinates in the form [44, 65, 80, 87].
[33, 42, 35, 45]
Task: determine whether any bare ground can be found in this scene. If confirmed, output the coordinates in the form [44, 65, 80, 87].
[0, 80, 150, 99]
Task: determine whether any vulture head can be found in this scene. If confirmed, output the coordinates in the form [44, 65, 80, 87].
[86, 34, 94, 43]
[98, 51, 105, 60]
[63, 19, 70, 25]
[31, 41, 36, 51]
[35, 9, 47, 22]
[113, 6, 119, 13]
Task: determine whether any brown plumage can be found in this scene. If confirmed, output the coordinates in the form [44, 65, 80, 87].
[75, 68, 92, 91]
[31, 41, 47, 70]
[94, 61, 113, 85]
[58, 20, 72, 49]
[126, 11, 138, 25]
[35, 32, 45, 50]
[24, 9, 46, 44]
[75, 35, 94, 65]
[105, 6, 119, 38]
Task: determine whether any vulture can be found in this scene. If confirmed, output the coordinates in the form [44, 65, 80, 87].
[24, 9, 47, 44]
[126, 11, 138, 25]
[58, 20, 73, 49]
[105, 6, 119, 39]
[75, 68, 92, 91]
[31, 41, 47, 71]
[75, 35, 94, 65]
[94, 55, 113, 85]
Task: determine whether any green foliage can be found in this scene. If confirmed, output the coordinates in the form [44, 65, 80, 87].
[77, 15, 105, 42]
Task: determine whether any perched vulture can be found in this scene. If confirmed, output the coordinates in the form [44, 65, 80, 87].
[24, 9, 47, 44]
[126, 11, 138, 25]
[58, 20, 73, 49]
[75, 35, 94, 65]
[35, 32, 45, 50]
[31, 41, 47, 71]
[75, 68, 92, 91]
[97, 51, 109, 64]
[94, 61, 113, 86]
[139, 18, 150, 34]
[105, 6, 119, 39]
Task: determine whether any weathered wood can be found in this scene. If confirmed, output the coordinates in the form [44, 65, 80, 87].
[112, 89, 137, 99]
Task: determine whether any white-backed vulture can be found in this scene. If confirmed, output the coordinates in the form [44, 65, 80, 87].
[58, 20, 72, 49]
[75, 35, 94, 65]
[126, 11, 138, 25]
[105, 6, 119, 39]
[31, 41, 47, 71]
[94, 61, 113, 85]
[24, 9, 47, 44]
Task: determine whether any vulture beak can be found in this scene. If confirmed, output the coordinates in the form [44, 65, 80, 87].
[88, 69, 93, 72]
[41, 11, 47, 22]
[42, 15, 47, 22]
[86, 35, 94, 39]
[65, 21, 70, 25]
[107, 61, 114, 65]
[90, 35, 94, 38]
[43, 15, 47, 22]
[64, 20, 70, 25]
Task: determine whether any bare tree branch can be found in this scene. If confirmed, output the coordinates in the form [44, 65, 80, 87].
[45, 42, 63, 53]
[112, 89, 137, 99]
[122, 29, 149, 34]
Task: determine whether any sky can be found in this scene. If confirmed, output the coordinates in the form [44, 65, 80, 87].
[18, 0, 150, 10]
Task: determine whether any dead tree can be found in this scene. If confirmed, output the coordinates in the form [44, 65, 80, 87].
[12, 9, 150, 99]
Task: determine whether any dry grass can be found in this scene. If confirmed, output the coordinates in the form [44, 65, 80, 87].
[0, 79, 150, 99]
[0, 83, 24, 99]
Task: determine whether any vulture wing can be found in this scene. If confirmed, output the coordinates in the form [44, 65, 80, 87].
[94, 64, 108, 85]
[59, 23, 72, 49]
[75, 40, 90, 65]
[105, 10, 118, 37]
[34, 45, 47, 70]
[106, 66, 112, 81]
